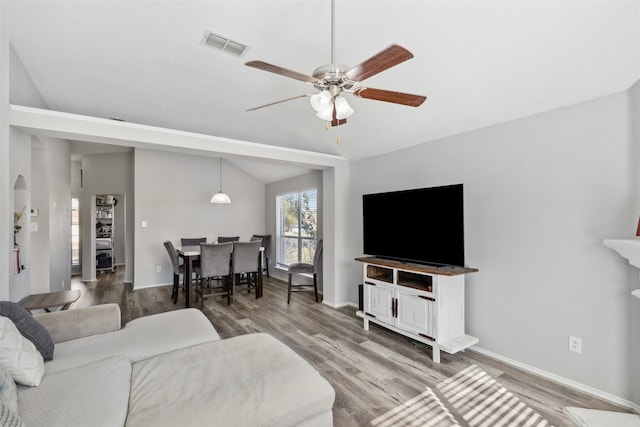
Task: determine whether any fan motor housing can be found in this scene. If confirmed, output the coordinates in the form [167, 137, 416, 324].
[312, 64, 353, 90]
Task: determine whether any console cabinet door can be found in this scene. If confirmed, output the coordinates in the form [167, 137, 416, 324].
[365, 282, 394, 325]
[395, 287, 435, 339]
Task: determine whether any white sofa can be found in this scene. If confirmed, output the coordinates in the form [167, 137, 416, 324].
[16, 304, 335, 427]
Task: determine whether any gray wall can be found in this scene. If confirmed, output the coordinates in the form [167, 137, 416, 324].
[7, 44, 71, 299]
[81, 152, 134, 282]
[628, 80, 640, 407]
[9, 127, 31, 301]
[31, 137, 71, 293]
[265, 170, 323, 286]
[0, 4, 9, 301]
[348, 92, 634, 402]
[133, 149, 265, 288]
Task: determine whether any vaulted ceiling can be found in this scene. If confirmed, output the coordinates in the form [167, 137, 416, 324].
[4, 1, 640, 181]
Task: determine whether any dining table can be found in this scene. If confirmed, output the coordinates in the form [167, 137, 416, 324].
[176, 244, 264, 308]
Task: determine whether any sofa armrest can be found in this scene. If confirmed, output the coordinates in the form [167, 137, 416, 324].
[33, 304, 122, 343]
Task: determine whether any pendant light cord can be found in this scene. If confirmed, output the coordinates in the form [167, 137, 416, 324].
[219, 158, 223, 191]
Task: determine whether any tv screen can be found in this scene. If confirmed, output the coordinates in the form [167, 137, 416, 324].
[362, 184, 465, 267]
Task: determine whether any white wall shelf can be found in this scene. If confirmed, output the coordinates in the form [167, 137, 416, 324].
[603, 239, 640, 299]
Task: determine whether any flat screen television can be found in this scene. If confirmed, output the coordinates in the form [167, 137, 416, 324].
[362, 184, 465, 267]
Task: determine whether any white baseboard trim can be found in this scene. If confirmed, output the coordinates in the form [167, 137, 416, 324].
[471, 346, 639, 412]
[133, 282, 171, 290]
[322, 300, 357, 309]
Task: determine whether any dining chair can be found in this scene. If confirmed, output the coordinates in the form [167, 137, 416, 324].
[251, 234, 271, 277]
[163, 240, 185, 304]
[195, 242, 233, 307]
[181, 237, 207, 246]
[180, 237, 205, 269]
[217, 236, 240, 243]
[287, 239, 323, 304]
[232, 240, 262, 296]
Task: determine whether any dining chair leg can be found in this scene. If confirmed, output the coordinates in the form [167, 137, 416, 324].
[313, 273, 319, 303]
[231, 274, 235, 304]
[172, 274, 179, 304]
[287, 273, 293, 304]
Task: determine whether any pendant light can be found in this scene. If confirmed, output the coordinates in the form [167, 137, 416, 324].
[210, 158, 231, 204]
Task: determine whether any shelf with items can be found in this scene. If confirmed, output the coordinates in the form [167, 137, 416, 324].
[95, 197, 115, 273]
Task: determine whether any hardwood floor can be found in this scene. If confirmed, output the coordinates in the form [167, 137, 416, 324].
[72, 267, 630, 426]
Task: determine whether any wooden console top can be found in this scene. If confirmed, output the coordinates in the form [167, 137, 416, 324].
[355, 257, 478, 276]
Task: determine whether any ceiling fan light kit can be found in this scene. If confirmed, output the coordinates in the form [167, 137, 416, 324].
[245, 0, 426, 127]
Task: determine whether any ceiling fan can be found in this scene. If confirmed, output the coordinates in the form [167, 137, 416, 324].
[245, 0, 426, 127]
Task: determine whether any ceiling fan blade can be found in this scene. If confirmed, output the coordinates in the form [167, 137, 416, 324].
[246, 94, 312, 111]
[353, 87, 426, 107]
[245, 60, 319, 84]
[345, 44, 414, 83]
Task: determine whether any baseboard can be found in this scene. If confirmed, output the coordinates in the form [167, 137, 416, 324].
[471, 346, 638, 412]
[322, 300, 357, 309]
[133, 282, 171, 290]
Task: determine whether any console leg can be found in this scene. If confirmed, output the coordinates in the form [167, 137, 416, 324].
[432, 344, 440, 363]
[363, 317, 369, 331]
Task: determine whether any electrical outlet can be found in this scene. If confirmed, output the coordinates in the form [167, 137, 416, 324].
[156, 265, 161, 273]
[569, 336, 582, 354]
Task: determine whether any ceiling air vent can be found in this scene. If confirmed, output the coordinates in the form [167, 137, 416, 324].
[201, 31, 250, 58]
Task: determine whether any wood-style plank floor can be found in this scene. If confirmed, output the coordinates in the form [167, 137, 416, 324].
[72, 267, 630, 426]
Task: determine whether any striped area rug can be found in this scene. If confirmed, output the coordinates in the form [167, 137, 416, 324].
[372, 364, 553, 427]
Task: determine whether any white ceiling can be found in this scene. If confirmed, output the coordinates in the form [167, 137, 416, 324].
[4, 1, 640, 181]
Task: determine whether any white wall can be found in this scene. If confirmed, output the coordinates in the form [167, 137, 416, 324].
[349, 92, 634, 402]
[265, 170, 323, 285]
[133, 149, 265, 288]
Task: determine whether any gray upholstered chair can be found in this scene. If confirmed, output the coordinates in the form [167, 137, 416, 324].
[251, 234, 271, 277]
[217, 236, 240, 243]
[195, 242, 233, 307]
[164, 240, 187, 304]
[180, 238, 205, 269]
[287, 239, 323, 304]
[181, 237, 206, 246]
[232, 240, 262, 296]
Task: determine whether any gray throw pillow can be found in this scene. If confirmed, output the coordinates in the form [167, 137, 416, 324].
[0, 302, 54, 361]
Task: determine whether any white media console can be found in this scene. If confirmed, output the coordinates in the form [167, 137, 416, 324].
[356, 257, 478, 363]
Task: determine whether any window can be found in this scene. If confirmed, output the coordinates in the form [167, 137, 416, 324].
[71, 198, 80, 266]
[276, 189, 317, 267]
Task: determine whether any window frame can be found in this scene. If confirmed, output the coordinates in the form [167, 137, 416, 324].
[275, 188, 318, 268]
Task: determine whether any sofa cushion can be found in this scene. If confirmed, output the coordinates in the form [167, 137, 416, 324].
[0, 366, 19, 415]
[0, 317, 44, 386]
[0, 302, 54, 360]
[0, 402, 25, 427]
[44, 308, 220, 374]
[126, 333, 335, 427]
[18, 356, 131, 427]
